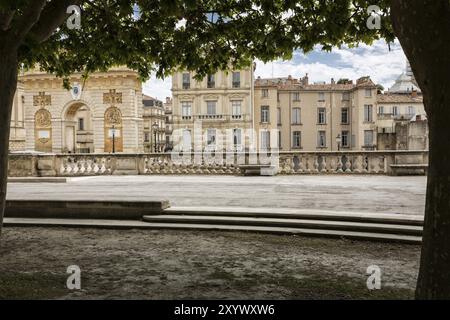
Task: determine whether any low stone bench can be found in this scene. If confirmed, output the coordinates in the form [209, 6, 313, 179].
[238, 164, 278, 176]
[390, 164, 428, 176]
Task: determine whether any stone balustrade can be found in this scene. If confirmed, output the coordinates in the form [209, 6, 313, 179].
[8, 150, 428, 177]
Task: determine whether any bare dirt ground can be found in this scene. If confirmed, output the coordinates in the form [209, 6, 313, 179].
[0, 227, 420, 300]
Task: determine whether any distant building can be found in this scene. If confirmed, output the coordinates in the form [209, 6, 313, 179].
[171, 67, 254, 151]
[18, 67, 144, 153]
[254, 75, 379, 151]
[9, 82, 26, 151]
[377, 61, 427, 151]
[164, 97, 173, 151]
[143, 95, 166, 153]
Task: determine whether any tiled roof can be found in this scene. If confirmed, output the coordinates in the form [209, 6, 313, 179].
[377, 93, 423, 104]
[255, 76, 376, 91]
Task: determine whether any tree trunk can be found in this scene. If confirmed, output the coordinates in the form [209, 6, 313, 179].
[391, 0, 450, 298]
[0, 47, 18, 233]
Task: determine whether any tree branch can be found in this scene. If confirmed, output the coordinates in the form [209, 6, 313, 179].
[27, 0, 85, 44]
[0, 9, 16, 31]
[12, 0, 47, 42]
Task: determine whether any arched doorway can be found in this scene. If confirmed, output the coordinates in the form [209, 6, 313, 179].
[34, 109, 53, 152]
[104, 106, 123, 153]
[63, 103, 94, 153]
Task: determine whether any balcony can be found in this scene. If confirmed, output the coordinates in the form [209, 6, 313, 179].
[196, 114, 225, 121]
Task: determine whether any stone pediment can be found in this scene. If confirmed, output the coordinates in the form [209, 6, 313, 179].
[203, 94, 219, 101]
[179, 95, 195, 101]
[228, 93, 246, 100]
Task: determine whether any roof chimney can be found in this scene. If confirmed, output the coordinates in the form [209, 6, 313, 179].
[302, 73, 309, 86]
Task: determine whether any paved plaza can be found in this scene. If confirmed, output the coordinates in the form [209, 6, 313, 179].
[7, 175, 427, 216]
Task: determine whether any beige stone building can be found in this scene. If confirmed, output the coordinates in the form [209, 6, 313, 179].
[9, 82, 26, 151]
[254, 75, 378, 151]
[143, 95, 166, 153]
[164, 97, 173, 151]
[18, 67, 144, 153]
[171, 68, 254, 151]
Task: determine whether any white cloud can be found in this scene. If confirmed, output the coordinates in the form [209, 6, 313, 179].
[142, 75, 172, 101]
[255, 40, 406, 89]
[143, 40, 407, 99]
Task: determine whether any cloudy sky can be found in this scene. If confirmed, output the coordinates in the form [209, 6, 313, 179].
[143, 39, 407, 100]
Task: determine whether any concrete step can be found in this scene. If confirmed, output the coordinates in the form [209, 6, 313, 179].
[8, 177, 67, 183]
[5, 200, 170, 220]
[142, 215, 422, 236]
[3, 218, 421, 244]
[163, 207, 424, 226]
[138, 222, 422, 244]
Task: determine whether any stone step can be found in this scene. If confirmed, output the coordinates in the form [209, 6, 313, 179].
[2, 218, 422, 244]
[142, 215, 422, 236]
[163, 207, 424, 226]
[5, 200, 170, 220]
[138, 222, 422, 244]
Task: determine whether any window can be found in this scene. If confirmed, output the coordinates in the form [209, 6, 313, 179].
[277, 108, 281, 125]
[318, 107, 326, 124]
[341, 131, 349, 148]
[365, 89, 372, 97]
[292, 108, 301, 124]
[378, 106, 385, 115]
[364, 130, 374, 146]
[78, 118, 84, 131]
[207, 101, 216, 115]
[144, 132, 150, 142]
[207, 128, 216, 146]
[393, 106, 399, 116]
[232, 72, 240, 88]
[318, 92, 325, 101]
[364, 104, 373, 122]
[408, 106, 416, 115]
[341, 108, 349, 124]
[262, 89, 269, 98]
[342, 92, 350, 101]
[207, 74, 215, 88]
[261, 131, 270, 150]
[232, 101, 242, 116]
[182, 73, 190, 89]
[292, 131, 301, 148]
[181, 102, 192, 117]
[233, 128, 242, 146]
[261, 106, 270, 123]
[317, 131, 326, 148]
[293, 92, 300, 101]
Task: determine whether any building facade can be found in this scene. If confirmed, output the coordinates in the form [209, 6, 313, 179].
[164, 97, 174, 151]
[18, 67, 144, 153]
[143, 95, 166, 153]
[171, 68, 254, 151]
[254, 75, 378, 151]
[10, 82, 26, 151]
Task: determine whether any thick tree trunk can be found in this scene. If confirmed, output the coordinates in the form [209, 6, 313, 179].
[391, 0, 450, 298]
[0, 47, 18, 233]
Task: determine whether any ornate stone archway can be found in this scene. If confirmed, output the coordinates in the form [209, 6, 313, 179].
[104, 106, 123, 152]
[62, 102, 94, 153]
[34, 109, 52, 152]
